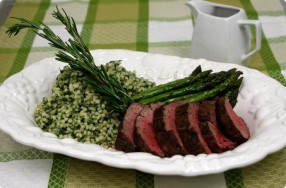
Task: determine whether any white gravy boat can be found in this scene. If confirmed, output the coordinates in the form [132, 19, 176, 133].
[186, 0, 262, 66]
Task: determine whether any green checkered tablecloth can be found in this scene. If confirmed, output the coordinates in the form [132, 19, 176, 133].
[1, 0, 286, 187]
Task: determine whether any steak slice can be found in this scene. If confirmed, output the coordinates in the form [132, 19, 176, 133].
[115, 103, 144, 152]
[175, 103, 212, 155]
[134, 103, 164, 157]
[199, 100, 235, 153]
[153, 101, 187, 157]
[216, 97, 250, 144]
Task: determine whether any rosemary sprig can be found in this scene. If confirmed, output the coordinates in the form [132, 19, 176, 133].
[6, 7, 132, 114]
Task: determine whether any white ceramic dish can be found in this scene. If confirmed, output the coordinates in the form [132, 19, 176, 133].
[1, 49, 286, 176]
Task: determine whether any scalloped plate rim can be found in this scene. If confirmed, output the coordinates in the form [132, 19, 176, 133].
[0, 49, 286, 176]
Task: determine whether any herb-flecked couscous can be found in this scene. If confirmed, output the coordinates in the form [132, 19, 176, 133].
[34, 60, 155, 148]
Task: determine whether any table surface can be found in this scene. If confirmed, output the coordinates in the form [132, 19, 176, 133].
[1, 0, 286, 187]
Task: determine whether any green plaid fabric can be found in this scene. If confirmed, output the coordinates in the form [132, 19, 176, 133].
[0, 0, 286, 187]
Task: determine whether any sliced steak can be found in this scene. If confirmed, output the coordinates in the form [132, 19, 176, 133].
[216, 97, 250, 143]
[175, 103, 212, 155]
[115, 103, 144, 152]
[198, 100, 235, 153]
[153, 101, 187, 157]
[134, 103, 164, 157]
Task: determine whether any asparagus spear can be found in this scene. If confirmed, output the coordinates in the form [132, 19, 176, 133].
[132, 69, 212, 101]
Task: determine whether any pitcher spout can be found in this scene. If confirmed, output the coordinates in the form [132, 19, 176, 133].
[185, 0, 200, 18]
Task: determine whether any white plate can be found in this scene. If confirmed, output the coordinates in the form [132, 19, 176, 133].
[1, 49, 286, 176]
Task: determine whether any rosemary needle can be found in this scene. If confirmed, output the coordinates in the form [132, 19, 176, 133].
[6, 7, 132, 114]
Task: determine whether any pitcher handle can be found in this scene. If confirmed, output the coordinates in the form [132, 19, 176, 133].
[238, 20, 262, 61]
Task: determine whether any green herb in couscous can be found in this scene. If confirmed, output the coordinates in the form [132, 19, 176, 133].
[34, 60, 155, 148]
